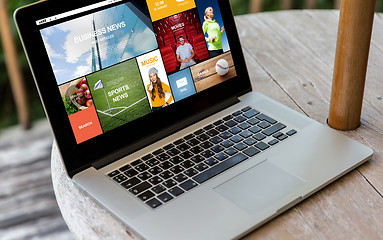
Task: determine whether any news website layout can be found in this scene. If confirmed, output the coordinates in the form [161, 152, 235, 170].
[40, 0, 237, 144]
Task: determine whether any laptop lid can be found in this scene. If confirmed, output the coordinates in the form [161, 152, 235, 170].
[15, 0, 251, 177]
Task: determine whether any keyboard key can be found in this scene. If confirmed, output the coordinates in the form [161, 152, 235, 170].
[221, 140, 234, 148]
[278, 135, 288, 141]
[255, 142, 270, 151]
[286, 129, 297, 136]
[159, 161, 173, 170]
[187, 138, 200, 146]
[258, 121, 271, 129]
[213, 120, 224, 126]
[135, 163, 149, 172]
[174, 139, 185, 145]
[156, 153, 170, 162]
[253, 133, 266, 141]
[163, 179, 177, 188]
[230, 135, 243, 143]
[232, 110, 242, 116]
[130, 182, 151, 195]
[131, 159, 142, 166]
[174, 173, 188, 183]
[211, 145, 224, 153]
[184, 134, 194, 140]
[138, 190, 154, 201]
[249, 126, 261, 134]
[196, 134, 210, 141]
[149, 166, 163, 175]
[241, 106, 252, 112]
[219, 131, 233, 139]
[195, 163, 209, 172]
[203, 124, 214, 131]
[243, 147, 261, 157]
[167, 148, 180, 156]
[149, 177, 163, 185]
[215, 152, 228, 161]
[200, 141, 213, 149]
[206, 129, 220, 137]
[238, 122, 251, 130]
[158, 192, 174, 202]
[181, 160, 195, 169]
[160, 171, 174, 179]
[152, 185, 166, 194]
[184, 168, 198, 177]
[262, 123, 287, 136]
[193, 153, 248, 184]
[170, 165, 185, 174]
[225, 120, 238, 127]
[119, 164, 131, 172]
[153, 149, 164, 156]
[190, 146, 204, 154]
[225, 147, 238, 156]
[256, 113, 277, 124]
[234, 115, 247, 123]
[147, 158, 160, 167]
[273, 132, 283, 138]
[142, 154, 153, 161]
[223, 115, 233, 121]
[229, 127, 242, 135]
[268, 139, 279, 146]
[190, 155, 205, 163]
[121, 177, 140, 189]
[240, 130, 253, 138]
[177, 143, 190, 151]
[205, 157, 219, 166]
[244, 138, 257, 146]
[194, 129, 204, 135]
[234, 143, 248, 151]
[210, 136, 223, 144]
[247, 118, 260, 125]
[124, 169, 138, 178]
[201, 150, 214, 158]
[170, 156, 183, 165]
[169, 186, 185, 197]
[163, 144, 174, 151]
[216, 125, 229, 132]
[146, 198, 162, 209]
[137, 172, 152, 181]
[179, 180, 198, 191]
[180, 151, 194, 159]
[243, 109, 260, 118]
[108, 170, 120, 178]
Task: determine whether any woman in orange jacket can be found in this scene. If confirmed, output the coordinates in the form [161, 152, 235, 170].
[147, 67, 173, 111]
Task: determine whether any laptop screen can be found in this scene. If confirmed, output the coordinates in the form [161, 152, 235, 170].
[37, 0, 237, 144]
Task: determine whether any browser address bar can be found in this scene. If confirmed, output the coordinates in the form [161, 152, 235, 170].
[36, 0, 123, 26]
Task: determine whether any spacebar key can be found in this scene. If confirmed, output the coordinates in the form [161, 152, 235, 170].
[193, 153, 248, 184]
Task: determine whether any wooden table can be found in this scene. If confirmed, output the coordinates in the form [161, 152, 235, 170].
[51, 10, 383, 239]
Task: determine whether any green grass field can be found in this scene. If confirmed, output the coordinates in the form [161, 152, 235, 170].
[86, 59, 151, 133]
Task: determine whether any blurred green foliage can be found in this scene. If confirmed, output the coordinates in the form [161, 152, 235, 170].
[0, 0, 382, 129]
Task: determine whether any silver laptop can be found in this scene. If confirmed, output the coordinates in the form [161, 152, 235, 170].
[15, 0, 373, 239]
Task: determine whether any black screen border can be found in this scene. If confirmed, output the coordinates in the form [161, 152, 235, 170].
[15, 0, 251, 177]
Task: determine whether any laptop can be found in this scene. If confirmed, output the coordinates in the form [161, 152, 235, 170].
[15, 0, 373, 239]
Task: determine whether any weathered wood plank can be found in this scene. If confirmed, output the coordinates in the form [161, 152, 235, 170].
[236, 11, 383, 239]
[0, 119, 73, 240]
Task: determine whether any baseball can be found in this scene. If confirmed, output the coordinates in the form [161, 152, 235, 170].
[216, 59, 229, 76]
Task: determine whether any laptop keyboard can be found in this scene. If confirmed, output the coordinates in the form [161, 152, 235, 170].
[106, 106, 297, 209]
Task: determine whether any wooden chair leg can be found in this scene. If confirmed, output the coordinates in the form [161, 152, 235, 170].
[328, 0, 376, 130]
[282, 0, 293, 10]
[305, 0, 316, 9]
[0, 0, 30, 129]
[249, 0, 262, 13]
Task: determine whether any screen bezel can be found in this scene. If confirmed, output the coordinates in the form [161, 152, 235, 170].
[15, 0, 251, 177]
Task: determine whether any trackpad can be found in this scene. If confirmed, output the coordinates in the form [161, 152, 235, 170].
[214, 161, 306, 214]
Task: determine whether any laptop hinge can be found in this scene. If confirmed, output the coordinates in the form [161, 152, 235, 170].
[92, 96, 240, 170]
